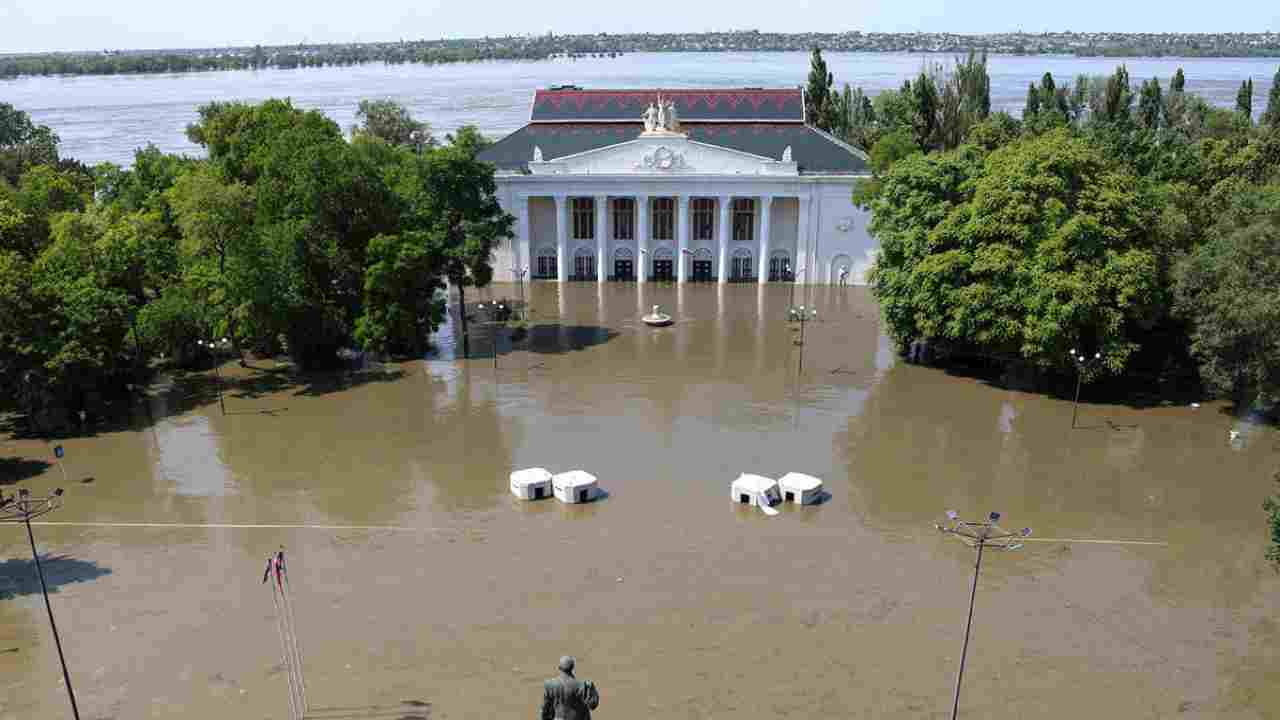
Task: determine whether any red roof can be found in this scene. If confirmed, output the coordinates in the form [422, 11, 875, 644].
[530, 88, 805, 123]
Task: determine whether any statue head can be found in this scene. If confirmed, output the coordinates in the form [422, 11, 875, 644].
[559, 656, 576, 674]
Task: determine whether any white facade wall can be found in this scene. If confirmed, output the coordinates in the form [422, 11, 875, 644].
[485, 135, 876, 285]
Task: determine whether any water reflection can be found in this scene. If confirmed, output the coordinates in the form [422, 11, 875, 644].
[2, 282, 1278, 719]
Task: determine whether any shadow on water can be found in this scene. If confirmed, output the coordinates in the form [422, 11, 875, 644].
[430, 323, 620, 362]
[0, 457, 52, 486]
[0, 554, 112, 601]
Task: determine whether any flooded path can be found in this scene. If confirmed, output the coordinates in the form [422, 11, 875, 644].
[3, 284, 1278, 719]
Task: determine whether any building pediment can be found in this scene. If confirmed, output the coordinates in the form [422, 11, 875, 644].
[528, 134, 798, 176]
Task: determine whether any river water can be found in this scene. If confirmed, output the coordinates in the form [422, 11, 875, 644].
[3, 51, 1278, 166]
[2, 283, 1277, 719]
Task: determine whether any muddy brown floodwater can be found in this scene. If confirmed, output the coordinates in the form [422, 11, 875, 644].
[2, 283, 1278, 720]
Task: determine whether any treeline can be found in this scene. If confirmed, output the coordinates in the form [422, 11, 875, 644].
[805, 48, 1280, 409]
[0, 99, 512, 428]
[0, 40, 623, 79]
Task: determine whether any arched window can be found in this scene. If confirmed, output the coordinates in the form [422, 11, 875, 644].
[829, 254, 854, 285]
[572, 246, 596, 281]
[769, 249, 792, 282]
[730, 247, 754, 283]
[535, 246, 558, 279]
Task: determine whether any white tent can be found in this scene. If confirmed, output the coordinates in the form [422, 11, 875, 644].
[553, 470, 599, 504]
[730, 473, 781, 511]
[510, 467, 553, 501]
[778, 472, 824, 505]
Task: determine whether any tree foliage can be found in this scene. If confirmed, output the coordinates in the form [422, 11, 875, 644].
[1173, 184, 1280, 405]
[805, 47, 836, 132]
[870, 129, 1169, 375]
[354, 99, 433, 148]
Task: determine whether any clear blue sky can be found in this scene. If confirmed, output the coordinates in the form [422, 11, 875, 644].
[2, 0, 1279, 54]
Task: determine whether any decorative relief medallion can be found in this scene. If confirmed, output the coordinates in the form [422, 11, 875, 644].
[635, 146, 688, 171]
[835, 216, 855, 232]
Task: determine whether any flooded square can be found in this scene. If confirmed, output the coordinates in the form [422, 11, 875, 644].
[3, 283, 1278, 719]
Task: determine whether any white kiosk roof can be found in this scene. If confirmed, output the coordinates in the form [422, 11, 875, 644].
[732, 473, 777, 494]
[510, 467, 553, 487]
[553, 470, 598, 489]
[778, 472, 822, 491]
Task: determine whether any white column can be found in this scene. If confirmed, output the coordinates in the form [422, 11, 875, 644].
[795, 195, 810, 287]
[717, 195, 731, 285]
[636, 194, 649, 284]
[595, 194, 608, 284]
[554, 194, 568, 283]
[515, 195, 530, 281]
[757, 195, 773, 284]
[676, 195, 690, 283]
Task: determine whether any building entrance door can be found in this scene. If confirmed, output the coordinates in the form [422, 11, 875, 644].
[731, 256, 753, 282]
[653, 260, 674, 281]
[691, 260, 712, 282]
[614, 259, 633, 281]
[573, 255, 596, 281]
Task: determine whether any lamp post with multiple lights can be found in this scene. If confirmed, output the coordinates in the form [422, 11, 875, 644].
[197, 338, 228, 415]
[787, 304, 818, 373]
[1, 486, 80, 720]
[1069, 348, 1102, 429]
[935, 510, 1032, 720]
[477, 301, 510, 370]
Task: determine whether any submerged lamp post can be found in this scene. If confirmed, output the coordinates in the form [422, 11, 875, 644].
[1069, 349, 1102, 429]
[1, 487, 80, 720]
[787, 304, 818, 374]
[513, 266, 529, 322]
[198, 338, 228, 415]
[477, 301, 510, 370]
[936, 510, 1032, 720]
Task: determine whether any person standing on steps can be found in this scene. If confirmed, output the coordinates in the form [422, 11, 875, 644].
[541, 656, 600, 720]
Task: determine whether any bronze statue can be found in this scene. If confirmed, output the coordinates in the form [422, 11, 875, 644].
[541, 656, 600, 720]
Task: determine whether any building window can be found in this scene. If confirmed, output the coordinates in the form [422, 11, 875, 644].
[652, 198, 674, 241]
[732, 198, 755, 242]
[535, 251, 558, 279]
[612, 198, 634, 240]
[692, 198, 715, 241]
[572, 198, 594, 240]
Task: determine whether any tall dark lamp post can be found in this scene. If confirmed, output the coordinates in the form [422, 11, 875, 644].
[935, 510, 1031, 720]
[1, 487, 80, 720]
[477, 301, 510, 370]
[513, 266, 529, 322]
[1069, 348, 1102, 429]
[787, 304, 817, 373]
[198, 338, 228, 415]
[788, 268, 806, 307]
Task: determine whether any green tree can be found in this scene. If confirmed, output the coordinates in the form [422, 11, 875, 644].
[1101, 65, 1133, 125]
[1236, 78, 1254, 119]
[1262, 67, 1280, 127]
[409, 145, 513, 358]
[805, 47, 836, 132]
[1138, 77, 1164, 130]
[354, 99, 432, 149]
[954, 51, 991, 121]
[1023, 81, 1042, 119]
[167, 166, 258, 356]
[1173, 184, 1280, 407]
[869, 129, 1167, 374]
[0, 103, 60, 185]
[1170, 68, 1186, 94]
[909, 72, 940, 151]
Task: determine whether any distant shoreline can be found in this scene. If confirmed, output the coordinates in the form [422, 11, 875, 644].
[5, 31, 1280, 80]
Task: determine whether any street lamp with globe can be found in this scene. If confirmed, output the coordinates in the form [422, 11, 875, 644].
[1069, 348, 1102, 428]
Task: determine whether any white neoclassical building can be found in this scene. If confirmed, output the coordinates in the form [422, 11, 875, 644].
[478, 87, 877, 285]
